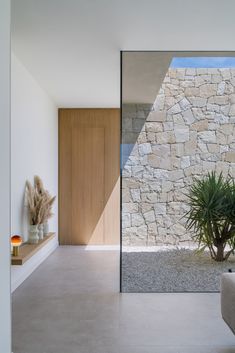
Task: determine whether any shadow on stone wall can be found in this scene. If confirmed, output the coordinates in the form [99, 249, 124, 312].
[122, 104, 153, 168]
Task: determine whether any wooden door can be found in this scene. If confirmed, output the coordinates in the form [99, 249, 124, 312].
[59, 109, 120, 245]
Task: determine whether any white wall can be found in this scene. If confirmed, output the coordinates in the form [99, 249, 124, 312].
[11, 53, 58, 241]
[0, 0, 11, 352]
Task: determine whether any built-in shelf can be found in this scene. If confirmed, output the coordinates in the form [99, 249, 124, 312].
[11, 232, 55, 265]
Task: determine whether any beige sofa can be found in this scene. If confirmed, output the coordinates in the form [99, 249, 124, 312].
[221, 273, 235, 334]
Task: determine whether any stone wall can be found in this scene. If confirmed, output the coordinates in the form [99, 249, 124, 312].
[122, 68, 235, 246]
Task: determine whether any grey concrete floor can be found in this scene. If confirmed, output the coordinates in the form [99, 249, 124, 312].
[12, 247, 235, 353]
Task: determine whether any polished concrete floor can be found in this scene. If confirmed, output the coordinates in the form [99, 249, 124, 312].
[12, 247, 235, 353]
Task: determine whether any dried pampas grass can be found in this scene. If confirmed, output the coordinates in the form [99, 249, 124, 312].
[34, 175, 45, 196]
[25, 176, 56, 225]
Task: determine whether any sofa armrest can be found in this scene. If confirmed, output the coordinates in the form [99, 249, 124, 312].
[221, 273, 235, 334]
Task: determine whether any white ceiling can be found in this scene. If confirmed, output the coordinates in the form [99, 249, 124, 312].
[11, 0, 235, 107]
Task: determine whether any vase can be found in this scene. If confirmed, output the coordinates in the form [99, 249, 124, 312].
[28, 225, 39, 244]
[38, 224, 44, 240]
[43, 222, 49, 236]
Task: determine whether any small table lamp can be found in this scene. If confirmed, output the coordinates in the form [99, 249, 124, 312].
[11, 235, 22, 256]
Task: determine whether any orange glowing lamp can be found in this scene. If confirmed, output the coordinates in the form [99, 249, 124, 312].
[11, 235, 22, 256]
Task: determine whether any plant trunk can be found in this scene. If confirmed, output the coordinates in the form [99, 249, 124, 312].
[215, 244, 225, 262]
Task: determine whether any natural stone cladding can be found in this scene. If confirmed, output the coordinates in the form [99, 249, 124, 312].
[122, 68, 235, 246]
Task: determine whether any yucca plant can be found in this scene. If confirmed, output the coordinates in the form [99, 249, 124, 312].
[185, 172, 235, 262]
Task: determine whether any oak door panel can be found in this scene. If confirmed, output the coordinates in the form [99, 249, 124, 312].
[72, 127, 105, 244]
[59, 108, 120, 245]
[59, 111, 72, 244]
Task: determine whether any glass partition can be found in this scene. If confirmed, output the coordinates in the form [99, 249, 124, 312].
[121, 51, 235, 292]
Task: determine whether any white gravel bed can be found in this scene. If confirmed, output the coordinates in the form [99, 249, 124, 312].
[121, 248, 235, 292]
